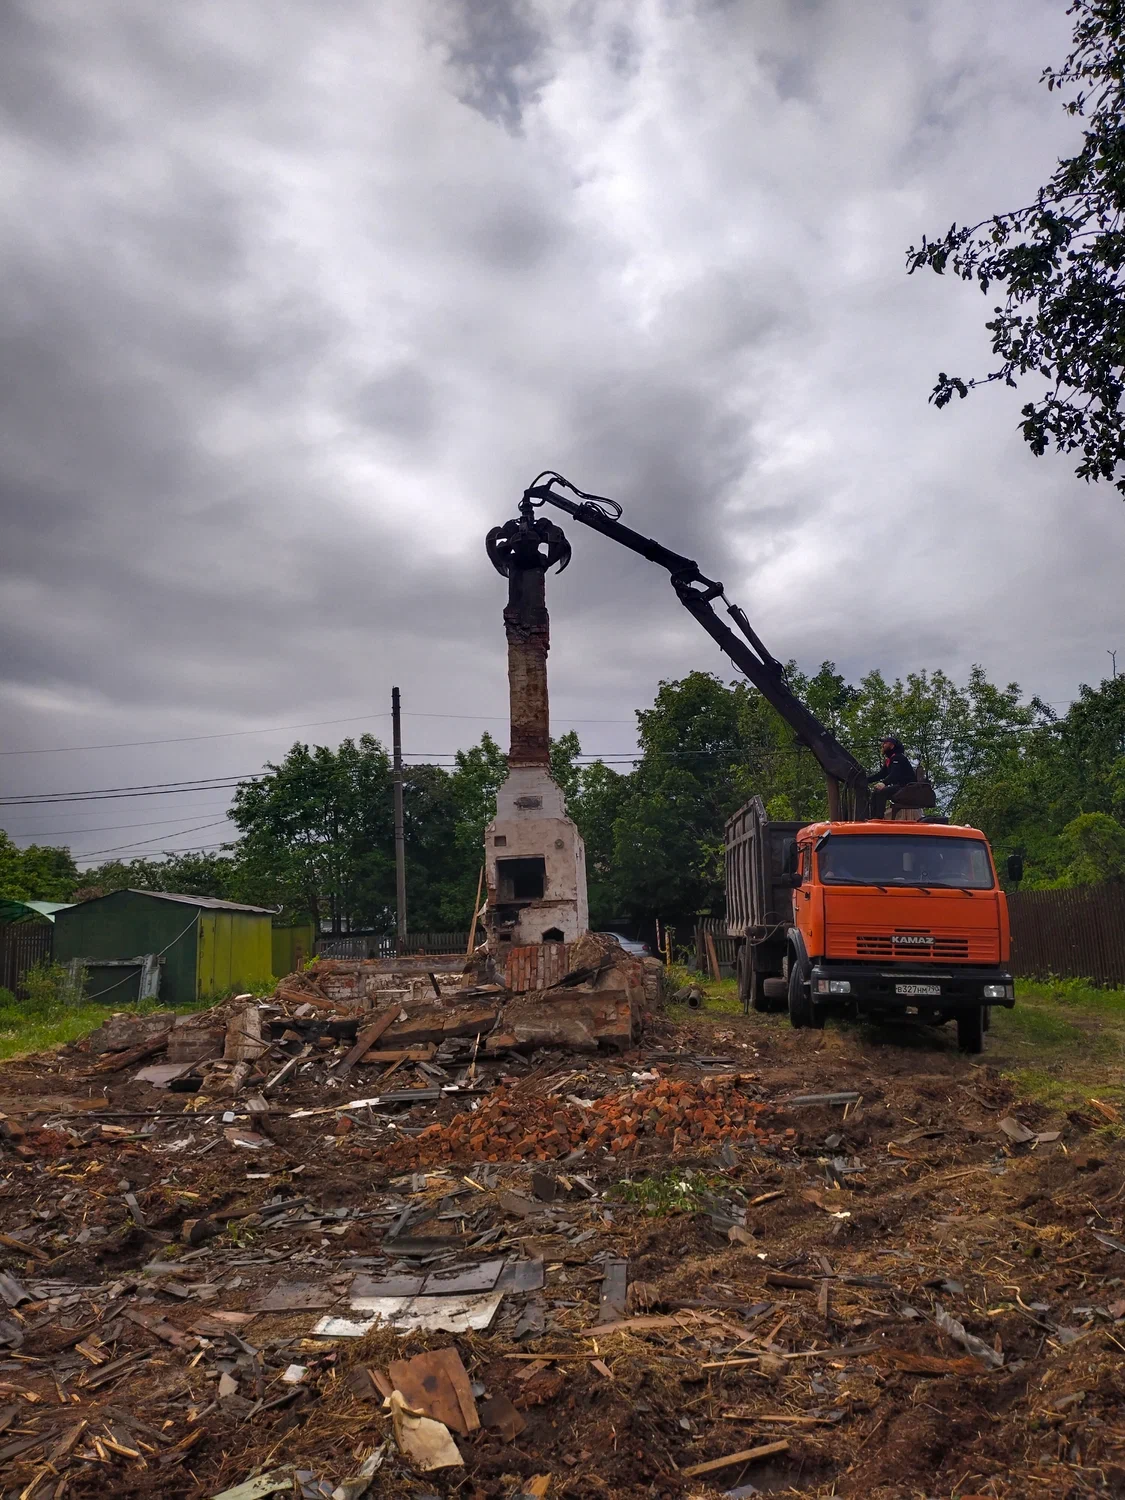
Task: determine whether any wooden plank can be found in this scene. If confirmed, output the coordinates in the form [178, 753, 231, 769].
[333, 1007, 399, 1077]
[360, 1046, 436, 1064]
[466, 866, 485, 954]
[705, 929, 722, 983]
[681, 1439, 789, 1478]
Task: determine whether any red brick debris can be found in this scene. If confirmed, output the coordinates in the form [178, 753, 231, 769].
[385, 1073, 792, 1166]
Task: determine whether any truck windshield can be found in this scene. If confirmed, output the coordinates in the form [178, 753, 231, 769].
[818, 835, 994, 889]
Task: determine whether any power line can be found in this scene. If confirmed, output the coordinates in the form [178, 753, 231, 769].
[1, 805, 237, 838]
[0, 775, 259, 807]
[74, 842, 232, 865]
[0, 715, 392, 756]
[0, 709, 639, 757]
[70, 819, 233, 860]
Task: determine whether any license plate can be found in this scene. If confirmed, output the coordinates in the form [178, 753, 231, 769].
[896, 982, 941, 997]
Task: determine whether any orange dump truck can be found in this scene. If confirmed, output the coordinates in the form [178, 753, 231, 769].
[726, 795, 1015, 1052]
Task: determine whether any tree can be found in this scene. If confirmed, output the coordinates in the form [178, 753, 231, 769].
[611, 672, 755, 924]
[569, 759, 633, 928]
[907, 1, 1125, 493]
[1056, 810, 1125, 884]
[229, 736, 395, 930]
[0, 833, 78, 902]
[76, 851, 241, 903]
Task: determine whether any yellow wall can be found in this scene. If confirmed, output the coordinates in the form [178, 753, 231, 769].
[197, 911, 274, 999]
[271, 921, 316, 980]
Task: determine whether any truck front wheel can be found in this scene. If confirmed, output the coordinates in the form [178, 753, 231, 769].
[956, 1007, 985, 1054]
[788, 960, 823, 1030]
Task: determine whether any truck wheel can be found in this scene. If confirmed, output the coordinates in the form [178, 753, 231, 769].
[957, 1007, 985, 1054]
[788, 961, 823, 1030]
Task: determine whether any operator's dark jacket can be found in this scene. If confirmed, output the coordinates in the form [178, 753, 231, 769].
[867, 740, 915, 789]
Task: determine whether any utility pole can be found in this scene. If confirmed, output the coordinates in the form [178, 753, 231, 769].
[392, 686, 407, 947]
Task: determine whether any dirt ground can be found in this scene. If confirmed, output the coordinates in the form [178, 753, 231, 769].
[1, 995, 1123, 1500]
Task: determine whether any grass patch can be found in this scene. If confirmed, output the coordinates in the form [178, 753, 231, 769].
[664, 968, 745, 1022]
[0, 1004, 129, 1062]
[989, 976, 1125, 1111]
[610, 1169, 725, 1215]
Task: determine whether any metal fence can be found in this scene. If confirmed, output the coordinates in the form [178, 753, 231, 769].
[1008, 886, 1125, 988]
[314, 930, 470, 960]
[0, 921, 53, 997]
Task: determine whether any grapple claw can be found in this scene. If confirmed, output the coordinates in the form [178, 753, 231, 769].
[486, 501, 571, 575]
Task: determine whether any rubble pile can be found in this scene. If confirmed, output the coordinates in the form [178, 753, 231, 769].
[1, 962, 1124, 1498]
[398, 1073, 784, 1167]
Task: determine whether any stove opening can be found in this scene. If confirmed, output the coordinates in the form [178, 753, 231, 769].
[497, 856, 546, 901]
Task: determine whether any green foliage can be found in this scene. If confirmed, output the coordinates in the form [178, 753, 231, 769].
[20, 961, 87, 1019]
[907, 2, 1125, 493]
[229, 735, 395, 930]
[610, 1170, 725, 1216]
[1055, 811, 1125, 886]
[0, 832, 78, 902]
[76, 851, 242, 903]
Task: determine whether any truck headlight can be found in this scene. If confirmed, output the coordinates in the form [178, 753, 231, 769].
[817, 979, 851, 995]
[983, 983, 1011, 1000]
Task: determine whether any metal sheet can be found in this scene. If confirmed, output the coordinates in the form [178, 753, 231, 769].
[420, 1258, 505, 1295]
[326, 1290, 504, 1334]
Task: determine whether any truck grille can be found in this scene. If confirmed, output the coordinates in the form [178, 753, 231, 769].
[855, 933, 970, 960]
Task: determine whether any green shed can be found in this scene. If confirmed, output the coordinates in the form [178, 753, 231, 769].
[54, 890, 276, 1006]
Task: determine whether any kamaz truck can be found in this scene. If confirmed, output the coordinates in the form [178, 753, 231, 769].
[725, 796, 1015, 1052]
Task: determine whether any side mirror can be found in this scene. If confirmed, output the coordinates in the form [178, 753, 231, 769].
[1006, 853, 1024, 885]
[786, 843, 803, 886]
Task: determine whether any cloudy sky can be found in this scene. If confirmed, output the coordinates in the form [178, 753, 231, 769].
[2, 0, 1121, 864]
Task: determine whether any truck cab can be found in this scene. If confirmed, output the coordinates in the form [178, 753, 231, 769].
[726, 798, 1014, 1052]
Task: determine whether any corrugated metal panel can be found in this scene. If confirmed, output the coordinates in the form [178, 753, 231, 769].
[0, 920, 53, 996]
[1009, 886, 1125, 986]
[272, 922, 316, 979]
[55, 891, 198, 1005]
[196, 909, 273, 1000]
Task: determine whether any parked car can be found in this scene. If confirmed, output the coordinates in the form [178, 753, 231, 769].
[598, 931, 655, 959]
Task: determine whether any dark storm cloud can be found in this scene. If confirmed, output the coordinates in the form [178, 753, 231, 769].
[441, 0, 549, 131]
[0, 0, 1118, 860]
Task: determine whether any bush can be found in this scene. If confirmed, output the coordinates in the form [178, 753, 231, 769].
[20, 961, 87, 1019]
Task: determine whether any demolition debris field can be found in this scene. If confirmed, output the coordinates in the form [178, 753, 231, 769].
[0, 968, 1124, 1500]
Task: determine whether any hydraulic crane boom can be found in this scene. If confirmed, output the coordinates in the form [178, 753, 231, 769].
[504, 472, 872, 820]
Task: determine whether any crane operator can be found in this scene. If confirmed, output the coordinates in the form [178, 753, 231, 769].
[868, 736, 916, 819]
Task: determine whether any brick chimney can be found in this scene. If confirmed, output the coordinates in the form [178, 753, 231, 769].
[483, 503, 589, 950]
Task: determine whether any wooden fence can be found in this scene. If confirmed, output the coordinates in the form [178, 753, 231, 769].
[0, 921, 53, 997]
[1008, 886, 1125, 987]
[695, 887, 1125, 988]
[315, 930, 470, 960]
[694, 919, 739, 980]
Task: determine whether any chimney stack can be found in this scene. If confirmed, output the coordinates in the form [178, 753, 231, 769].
[482, 498, 589, 951]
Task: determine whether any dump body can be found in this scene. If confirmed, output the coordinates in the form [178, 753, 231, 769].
[725, 799, 1014, 1040]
